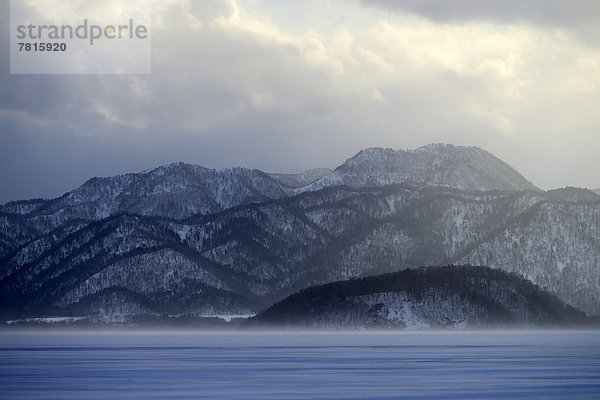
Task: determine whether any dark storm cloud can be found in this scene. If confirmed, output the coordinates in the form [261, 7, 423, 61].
[360, 0, 600, 27]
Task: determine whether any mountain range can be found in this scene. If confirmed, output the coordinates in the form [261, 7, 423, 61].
[1, 144, 599, 324]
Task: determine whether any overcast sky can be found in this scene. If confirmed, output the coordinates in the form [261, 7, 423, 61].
[1, 0, 600, 203]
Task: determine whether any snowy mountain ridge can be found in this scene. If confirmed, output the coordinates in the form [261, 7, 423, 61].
[1, 144, 536, 219]
[2, 163, 287, 220]
[1, 144, 599, 324]
[0, 144, 538, 258]
[299, 144, 538, 193]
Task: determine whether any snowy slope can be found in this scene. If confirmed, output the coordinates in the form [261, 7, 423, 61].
[545, 187, 600, 203]
[301, 144, 538, 192]
[251, 266, 588, 329]
[457, 201, 600, 316]
[40, 163, 288, 219]
[0, 163, 288, 257]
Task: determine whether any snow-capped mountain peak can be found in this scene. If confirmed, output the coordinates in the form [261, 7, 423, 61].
[302, 144, 538, 192]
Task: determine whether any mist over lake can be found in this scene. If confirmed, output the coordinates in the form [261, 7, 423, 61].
[1, 331, 599, 399]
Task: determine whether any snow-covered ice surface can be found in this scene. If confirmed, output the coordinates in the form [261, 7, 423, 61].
[3, 317, 86, 325]
[0, 331, 599, 399]
[200, 314, 256, 322]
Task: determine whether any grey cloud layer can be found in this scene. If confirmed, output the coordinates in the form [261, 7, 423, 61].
[1, 0, 599, 203]
[360, 0, 600, 26]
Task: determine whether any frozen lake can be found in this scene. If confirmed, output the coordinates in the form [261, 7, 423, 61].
[1, 330, 599, 399]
